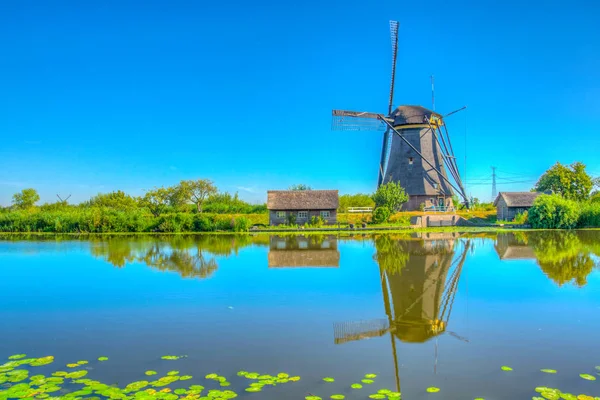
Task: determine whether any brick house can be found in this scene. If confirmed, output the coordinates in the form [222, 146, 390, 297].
[267, 190, 339, 226]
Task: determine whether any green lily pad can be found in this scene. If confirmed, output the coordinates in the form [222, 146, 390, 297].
[246, 372, 259, 379]
[237, 371, 248, 376]
[180, 375, 192, 380]
[330, 396, 345, 400]
[387, 392, 401, 398]
[580, 374, 596, 381]
[30, 356, 54, 366]
[323, 377, 335, 382]
[369, 395, 386, 399]
[8, 354, 26, 360]
[205, 373, 218, 379]
[145, 370, 157, 376]
[245, 387, 261, 392]
[98, 357, 109, 361]
[77, 360, 88, 365]
[378, 389, 391, 394]
[362, 379, 374, 384]
[277, 373, 289, 378]
[365, 374, 377, 379]
[351, 383, 363, 389]
[305, 397, 322, 400]
[501, 366, 513, 371]
[166, 371, 179, 376]
[541, 369, 557, 374]
[161, 355, 181, 360]
[426, 387, 440, 393]
[174, 389, 187, 395]
[289, 376, 301, 381]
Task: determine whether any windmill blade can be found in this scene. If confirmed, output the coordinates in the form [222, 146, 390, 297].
[331, 109, 387, 131]
[378, 20, 400, 187]
[333, 318, 390, 344]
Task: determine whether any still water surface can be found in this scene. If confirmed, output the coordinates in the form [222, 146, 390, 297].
[1, 231, 600, 399]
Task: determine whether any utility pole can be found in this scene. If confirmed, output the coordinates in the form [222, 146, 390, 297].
[491, 167, 497, 201]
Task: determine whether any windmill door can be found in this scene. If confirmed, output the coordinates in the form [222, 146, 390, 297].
[438, 197, 445, 210]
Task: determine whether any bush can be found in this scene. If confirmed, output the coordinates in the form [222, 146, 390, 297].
[578, 202, 600, 227]
[514, 211, 528, 225]
[528, 194, 580, 229]
[233, 217, 250, 232]
[309, 216, 325, 227]
[372, 206, 391, 224]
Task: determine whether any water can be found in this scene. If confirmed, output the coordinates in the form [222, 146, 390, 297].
[1, 231, 599, 399]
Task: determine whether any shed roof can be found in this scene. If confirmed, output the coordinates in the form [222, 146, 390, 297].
[267, 190, 339, 210]
[494, 192, 542, 207]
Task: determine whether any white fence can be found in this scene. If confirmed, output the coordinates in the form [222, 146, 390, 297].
[347, 207, 374, 213]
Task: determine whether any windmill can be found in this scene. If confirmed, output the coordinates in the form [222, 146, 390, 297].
[332, 235, 471, 391]
[331, 21, 469, 210]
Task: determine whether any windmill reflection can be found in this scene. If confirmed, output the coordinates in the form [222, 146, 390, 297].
[334, 232, 470, 392]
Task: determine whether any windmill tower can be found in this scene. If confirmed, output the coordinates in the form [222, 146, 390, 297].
[331, 21, 469, 211]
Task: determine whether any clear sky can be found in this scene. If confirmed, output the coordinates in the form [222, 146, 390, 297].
[1, 0, 599, 206]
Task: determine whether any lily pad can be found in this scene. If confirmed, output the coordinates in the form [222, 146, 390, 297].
[8, 354, 26, 360]
[351, 383, 363, 389]
[166, 371, 179, 376]
[305, 397, 322, 400]
[365, 374, 377, 379]
[289, 376, 301, 381]
[30, 356, 54, 366]
[180, 375, 192, 381]
[205, 373, 218, 379]
[245, 387, 261, 392]
[323, 377, 335, 382]
[330, 396, 345, 400]
[77, 360, 88, 365]
[98, 357, 109, 361]
[541, 369, 557, 374]
[378, 389, 391, 394]
[501, 366, 513, 371]
[161, 355, 182, 360]
[369, 395, 386, 399]
[277, 373, 289, 378]
[580, 374, 596, 381]
[145, 371, 157, 376]
[426, 387, 440, 393]
[362, 379, 374, 384]
[67, 363, 79, 368]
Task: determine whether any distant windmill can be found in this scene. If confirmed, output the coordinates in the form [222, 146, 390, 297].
[331, 21, 469, 210]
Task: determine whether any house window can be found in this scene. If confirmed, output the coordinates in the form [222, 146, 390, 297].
[276, 241, 286, 249]
[276, 211, 286, 218]
[297, 211, 308, 219]
[408, 157, 414, 165]
[320, 211, 330, 219]
[299, 240, 308, 249]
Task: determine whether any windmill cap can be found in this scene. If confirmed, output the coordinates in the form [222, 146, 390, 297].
[390, 105, 443, 126]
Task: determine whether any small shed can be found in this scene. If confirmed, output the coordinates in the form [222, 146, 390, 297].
[493, 192, 543, 221]
[267, 190, 339, 226]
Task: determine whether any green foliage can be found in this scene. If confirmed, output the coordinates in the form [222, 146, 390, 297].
[203, 192, 266, 214]
[528, 194, 580, 229]
[372, 207, 391, 224]
[177, 179, 218, 212]
[287, 213, 297, 225]
[12, 188, 40, 209]
[534, 162, 593, 201]
[87, 190, 139, 210]
[310, 216, 325, 227]
[288, 184, 312, 191]
[140, 187, 175, 217]
[578, 202, 600, 227]
[589, 191, 600, 204]
[513, 211, 528, 225]
[372, 182, 408, 211]
[338, 193, 375, 212]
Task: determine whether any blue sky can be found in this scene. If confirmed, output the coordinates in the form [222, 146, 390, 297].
[1, 0, 599, 205]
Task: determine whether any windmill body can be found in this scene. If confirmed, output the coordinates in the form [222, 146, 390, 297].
[384, 106, 454, 210]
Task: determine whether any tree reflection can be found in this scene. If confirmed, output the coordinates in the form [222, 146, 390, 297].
[89, 235, 268, 279]
[495, 232, 600, 287]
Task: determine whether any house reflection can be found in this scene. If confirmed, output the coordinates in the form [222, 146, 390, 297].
[494, 232, 536, 260]
[268, 235, 339, 268]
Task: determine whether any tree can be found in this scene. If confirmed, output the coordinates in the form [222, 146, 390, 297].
[372, 181, 408, 211]
[527, 194, 580, 229]
[288, 184, 312, 191]
[338, 193, 375, 212]
[140, 187, 173, 216]
[178, 179, 218, 212]
[12, 188, 40, 209]
[533, 162, 593, 201]
[88, 190, 139, 210]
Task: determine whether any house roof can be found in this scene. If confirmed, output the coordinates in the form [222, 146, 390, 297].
[493, 192, 542, 207]
[267, 190, 339, 210]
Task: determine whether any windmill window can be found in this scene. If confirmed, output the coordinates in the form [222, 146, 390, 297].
[433, 182, 439, 190]
[408, 157, 414, 165]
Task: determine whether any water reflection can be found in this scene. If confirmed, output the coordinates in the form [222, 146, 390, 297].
[268, 235, 339, 268]
[494, 231, 600, 287]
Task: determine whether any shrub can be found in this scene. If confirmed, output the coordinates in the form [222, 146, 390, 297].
[514, 211, 528, 225]
[372, 206, 391, 224]
[309, 216, 325, 227]
[287, 213, 297, 225]
[528, 194, 580, 229]
[578, 202, 600, 227]
[233, 216, 250, 232]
